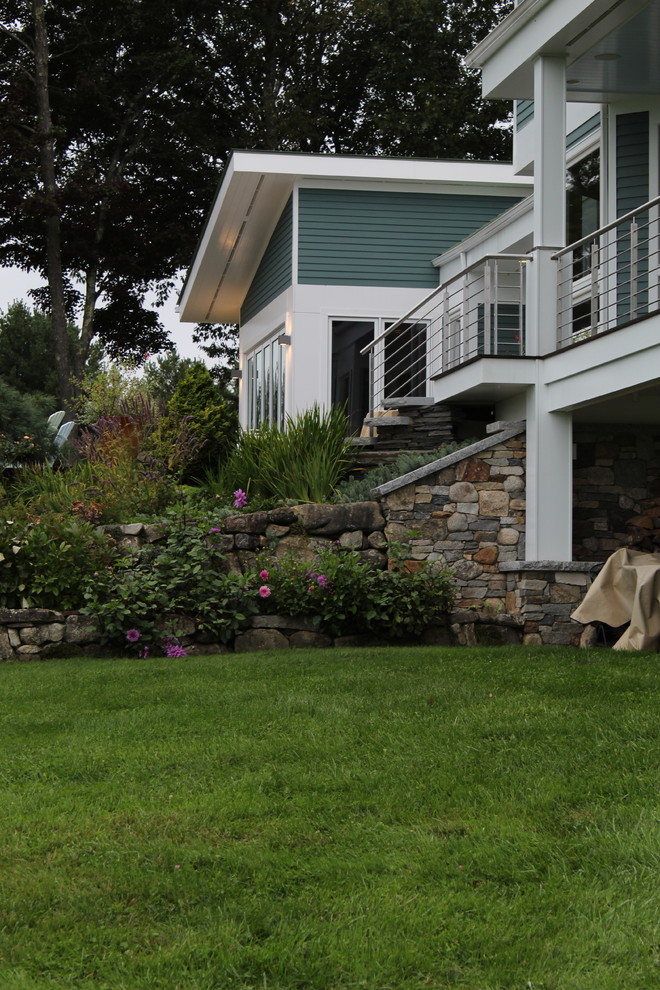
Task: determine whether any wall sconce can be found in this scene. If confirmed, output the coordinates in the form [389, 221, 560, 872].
[230, 368, 242, 379]
[277, 333, 292, 346]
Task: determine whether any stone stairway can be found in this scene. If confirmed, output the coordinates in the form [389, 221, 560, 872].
[360, 397, 457, 451]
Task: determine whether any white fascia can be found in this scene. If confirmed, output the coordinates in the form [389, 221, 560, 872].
[542, 314, 660, 411]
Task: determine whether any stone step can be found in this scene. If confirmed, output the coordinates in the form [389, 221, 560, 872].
[363, 416, 413, 427]
[382, 396, 435, 409]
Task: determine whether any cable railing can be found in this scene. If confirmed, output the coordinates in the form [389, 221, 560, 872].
[361, 254, 529, 415]
[554, 194, 660, 348]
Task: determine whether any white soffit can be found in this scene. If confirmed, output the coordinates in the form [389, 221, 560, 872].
[178, 151, 532, 325]
[469, 0, 656, 100]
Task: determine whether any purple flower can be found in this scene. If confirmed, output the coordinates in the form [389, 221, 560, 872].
[317, 574, 329, 588]
[208, 527, 222, 533]
[139, 646, 150, 659]
[162, 637, 187, 658]
[126, 629, 141, 643]
[165, 644, 187, 658]
[259, 585, 271, 599]
[233, 489, 247, 508]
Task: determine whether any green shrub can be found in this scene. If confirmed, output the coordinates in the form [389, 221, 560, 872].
[163, 364, 239, 481]
[81, 517, 259, 648]
[0, 382, 55, 468]
[337, 442, 471, 503]
[0, 510, 118, 609]
[203, 404, 355, 504]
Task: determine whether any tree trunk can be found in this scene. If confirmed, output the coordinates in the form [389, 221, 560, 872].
[32, 0, 73, 413]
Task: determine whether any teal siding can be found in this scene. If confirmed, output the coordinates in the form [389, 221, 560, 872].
[567, 113, 600, 149]
[241, 196, 293, 324]
[616, 111, 649, 214]
[298, 188, 524, 288]
[517, 105, 600, 146]
[515, 100, 534, 130]
[616, 112, 649, 321]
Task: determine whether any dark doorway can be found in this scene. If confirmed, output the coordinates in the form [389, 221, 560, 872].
[331, 320, 374, 434]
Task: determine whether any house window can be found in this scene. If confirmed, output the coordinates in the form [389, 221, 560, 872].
[567, 149, 600, 277]
[245, 330, 286, 430]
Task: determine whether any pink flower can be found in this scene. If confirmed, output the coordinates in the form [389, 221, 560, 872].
[126, 628, 141, 643]
[259, 585, 271, 598]
[233, 489, 247, 508]
[259, 569, 269, 581]
[208, 527, 222, 533]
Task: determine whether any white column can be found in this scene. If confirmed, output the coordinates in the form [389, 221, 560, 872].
[525, 379, 573, 561]
[523, 56, 572, 560]
[527, 55, 567, 358]
[533, 55, 566, 247]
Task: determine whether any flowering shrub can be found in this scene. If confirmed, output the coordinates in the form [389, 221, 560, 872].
[255, 547, 455, 638]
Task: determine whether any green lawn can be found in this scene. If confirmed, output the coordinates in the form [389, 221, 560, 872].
[0, 647, 658, 990]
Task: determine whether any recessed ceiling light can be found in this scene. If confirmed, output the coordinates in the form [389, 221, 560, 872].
[594, 52, 620, 60]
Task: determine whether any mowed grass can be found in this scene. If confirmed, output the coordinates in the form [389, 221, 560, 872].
[0, 647, 658, 990]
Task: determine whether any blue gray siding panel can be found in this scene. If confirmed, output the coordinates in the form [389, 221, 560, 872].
[241, 196, 293, 324]
[298, 188, 524, 288]
[567, 113, 600, 149]
[616, 112, 649, 320]
[515, 100, 534, 130]
[616, 111, 649, 214]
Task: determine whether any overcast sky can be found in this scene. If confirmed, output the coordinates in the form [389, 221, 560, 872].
[0, 266, 208, 363]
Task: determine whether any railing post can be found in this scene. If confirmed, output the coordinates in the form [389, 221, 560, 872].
[368, 349, 375, 422]
[484, 260, 492, 355]
[555, 251, 571, 348]
[461, 272, 469, 359]
[442, 287, 450, 372]
[590, 240, 599, 334]
[630, 217, 638, 320]
[519, 260, 526, 355]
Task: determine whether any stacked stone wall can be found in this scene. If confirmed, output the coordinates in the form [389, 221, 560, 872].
[573, 425, 660, 561]
[380, 434, 526, 608]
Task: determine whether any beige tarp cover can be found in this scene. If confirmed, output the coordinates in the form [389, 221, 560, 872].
[572, 548, 660, 650]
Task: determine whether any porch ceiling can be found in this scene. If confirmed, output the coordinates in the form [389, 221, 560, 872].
[470, 0, 660, 102]
[567, 1, 660, 101]
[571, 380, 660, 423]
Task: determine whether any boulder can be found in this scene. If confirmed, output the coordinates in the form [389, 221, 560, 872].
[296, 501, 385, 535]
[233, 629, 290, 652]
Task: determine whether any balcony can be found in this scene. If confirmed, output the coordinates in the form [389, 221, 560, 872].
[361, 254, 529, 414]
[362, 196, 660, 415]
[555, 194, 660, 348]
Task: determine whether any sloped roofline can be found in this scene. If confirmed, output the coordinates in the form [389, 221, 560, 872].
[177, 150, 532, 325]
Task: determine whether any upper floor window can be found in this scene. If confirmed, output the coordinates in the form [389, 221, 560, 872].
[567, 149, 600, 276]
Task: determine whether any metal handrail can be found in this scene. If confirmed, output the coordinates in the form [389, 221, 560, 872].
[552, 194, 660, 260]
[360, 253, 531, 356]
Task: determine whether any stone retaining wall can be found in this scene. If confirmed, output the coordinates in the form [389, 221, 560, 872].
[1, 425, 604, 656]
[101, 501, 390, 573]
[375, 424, 527, 608]
[0, 607, 526, 661]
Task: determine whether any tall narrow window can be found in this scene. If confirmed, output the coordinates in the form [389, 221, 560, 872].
[245, 330, 286, 430]
[567, 149, 600, 277]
